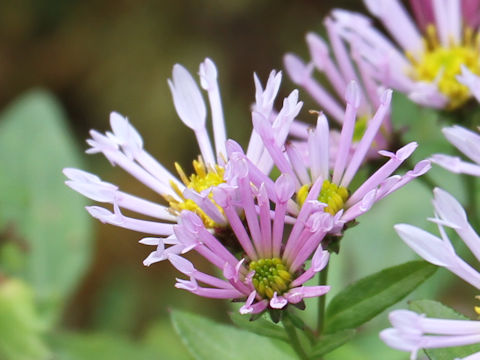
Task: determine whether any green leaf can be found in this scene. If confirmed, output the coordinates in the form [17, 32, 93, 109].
[229, 311, 288, 341]
[49, 331, 165, 360]
[325, 260, 437, 333]
[310, 329, 356, 358]
[0, 90, 93, 324]
[143, 320, 193, 360]
[324, 331, 407, 360]
[171, 309, 296, 360]
[409, 300, 480, 360]
[0, 278, 50, 360]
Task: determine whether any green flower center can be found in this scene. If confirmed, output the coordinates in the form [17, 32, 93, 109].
[297, 180, 349, 215]
[407, 25, 480, 109]
[249, 258, 292, 299]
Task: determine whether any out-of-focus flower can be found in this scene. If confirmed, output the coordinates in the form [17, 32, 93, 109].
[432, 125, 480, 176]
[284, 18, 392, 158]
[170, 165, 330, 314]
[251, 80, 430, 231]
[381, 188, 480, 359]
[333, 0, 480, 110]
[64, 58, 302, 266]
[381, 310, 480, 360]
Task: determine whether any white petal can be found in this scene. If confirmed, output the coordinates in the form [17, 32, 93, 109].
[168, 64, 206, 131]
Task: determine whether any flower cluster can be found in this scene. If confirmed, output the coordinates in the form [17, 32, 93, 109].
[64, 56, 428, 316]
[59, 1, 480, 358]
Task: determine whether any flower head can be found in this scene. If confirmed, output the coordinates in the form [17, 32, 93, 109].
[251, 80, 430, 232]
[381, 188, 480, 358]
[284, 19, 392, 158]
[333, 0, 480, 110]
[64, 58, 301, 266]
[170, 168, 330, 315]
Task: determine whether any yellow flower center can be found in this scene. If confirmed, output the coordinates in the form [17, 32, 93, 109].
[407, 25, 480, 109]
[249, 258, 292, 299]
[297, 180, 349, 215]
[166, 156, 225, 228]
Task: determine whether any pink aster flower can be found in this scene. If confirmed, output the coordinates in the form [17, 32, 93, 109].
[251, 80, 430, 230]
[431, 125, 480, 176]
[63, 58, 302, 266]
[284, 19, 392, 158]
[332, 0, 480, 110]
[169, 161, 330, 314]
[381, 188, 480, 359]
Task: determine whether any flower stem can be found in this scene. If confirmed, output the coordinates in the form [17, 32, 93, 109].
[463, 174, 479, 227]
[282, 314, 309, 360]
[317, 261, 329, 336]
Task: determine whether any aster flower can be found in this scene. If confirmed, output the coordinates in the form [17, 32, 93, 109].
[332, 0, 480, 110]
[251, 80, 431, 231]
[170, 160, 331, 315]
[431, 125, 480, 176]
[63, 58, 302, 266]
[381, 188, 480, 359]
[284, 19, 392, 157]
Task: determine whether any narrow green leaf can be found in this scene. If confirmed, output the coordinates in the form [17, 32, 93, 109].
[409, 300, 480, 360]
[325, 260, 436, 333]
[171, 309, 295, 360]
[310, 329, 356, 358]
[229, 312, 288, 341]
[0, 90, 93, 324]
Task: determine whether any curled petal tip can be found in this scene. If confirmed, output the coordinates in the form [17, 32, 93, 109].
[199, 58, 218, 90]
[381, 89, 393, 105]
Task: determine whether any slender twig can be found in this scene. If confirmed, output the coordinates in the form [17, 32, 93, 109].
[282, 314, 309, 360]
[317, 261, 329, 336]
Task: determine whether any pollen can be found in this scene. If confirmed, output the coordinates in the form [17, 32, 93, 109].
[297, 180, 349, 215]
[165, 156, 225, 228]
[407, 25, 480, 109]
[249, 258, 292, 299]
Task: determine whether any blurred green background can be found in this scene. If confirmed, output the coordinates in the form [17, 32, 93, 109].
[0, 1, 476, 359]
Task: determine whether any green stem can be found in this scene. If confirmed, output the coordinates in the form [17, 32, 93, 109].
[463, 174, 479, 227]
[317, 261, 329, 336]
[282, 314, 309, 360]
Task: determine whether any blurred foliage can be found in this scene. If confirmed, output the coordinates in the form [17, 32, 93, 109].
[0, 90, 92, 326]
[0, 278, 50, 360]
